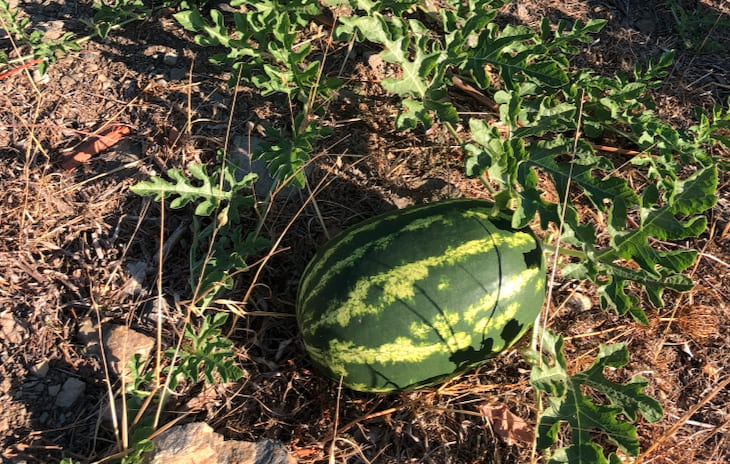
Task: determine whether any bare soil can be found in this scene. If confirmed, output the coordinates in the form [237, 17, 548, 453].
[1, 0, 729, 463]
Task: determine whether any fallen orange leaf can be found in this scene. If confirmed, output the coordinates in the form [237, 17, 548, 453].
[61, 124, 131, 171]
[479, 403, 534, 446]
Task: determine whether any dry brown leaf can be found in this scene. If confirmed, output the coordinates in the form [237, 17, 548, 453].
[479, 403, 534, 446]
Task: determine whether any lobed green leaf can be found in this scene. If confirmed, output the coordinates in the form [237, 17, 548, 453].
[526, 330, 662, 464]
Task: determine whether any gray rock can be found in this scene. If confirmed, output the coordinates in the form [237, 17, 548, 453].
[230, 135, 301, 199]
[23, 381, 43, 394]
[120, 261, 149, 297]
[163, 51, 179, 66]
[168, 68, 186, 81]
[59, 75, 76, 89]
[77, 318, 155, 379]
[32, 69, 50, 85]
[566, 292, 593, 313]
[29, 359, 49, 378]
[634, 17, 656, 35]
[54, 378, 85, 408]
[147, 422, 294, 464]
[230, 135, 270, 194]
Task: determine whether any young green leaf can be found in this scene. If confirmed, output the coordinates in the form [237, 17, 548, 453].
[462, 23, 569, 90]
[166, 313, 244, 389]
[130, 165, 257, 216]
[254, 115, 332, 189]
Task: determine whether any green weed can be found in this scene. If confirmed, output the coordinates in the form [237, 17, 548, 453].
[105, 313, 244, 464]
[666, 0, 730, 51]
[0, 0, 80, 74]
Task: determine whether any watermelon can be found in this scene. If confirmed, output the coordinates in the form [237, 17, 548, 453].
[296, 199, 545, 393]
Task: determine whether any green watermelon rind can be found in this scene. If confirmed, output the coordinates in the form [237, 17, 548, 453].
[297, 199, 546, 393]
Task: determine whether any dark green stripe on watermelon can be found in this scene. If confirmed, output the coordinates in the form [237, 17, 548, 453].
[297, 199, 545, 393]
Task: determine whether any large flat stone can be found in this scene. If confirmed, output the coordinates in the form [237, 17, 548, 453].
[148, 422, 295, 464]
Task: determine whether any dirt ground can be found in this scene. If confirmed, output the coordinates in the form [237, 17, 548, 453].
[1, 0, 730, 463]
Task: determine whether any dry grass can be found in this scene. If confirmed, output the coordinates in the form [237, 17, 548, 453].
[1, 0, 730, 463]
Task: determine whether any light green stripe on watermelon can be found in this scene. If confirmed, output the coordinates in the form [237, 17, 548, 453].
[411, 311, 463, 344]
[304, 232, 536, 332]
[474, 301, 520, 339]
[463, 266, 543, 324]
[301, 204, 447, 281]
[299, 213, 453, 310]
[309, 332, 474, 377]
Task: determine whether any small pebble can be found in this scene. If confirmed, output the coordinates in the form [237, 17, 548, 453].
[163, 51, 179, 66]
[33, 70, 50, 84]
[30, 359, 49, 377]
[60, 75, 76, 88]
[55, 378, 85, 408]
[38, 20, 66, 41]
[122, 80, 138, 99]
[566, 292, 593, 312]
[0, 312, 28, 344]
[23, 381, 44, 394]
[169, 67, 186, 81]
[634, 18, 656, 35]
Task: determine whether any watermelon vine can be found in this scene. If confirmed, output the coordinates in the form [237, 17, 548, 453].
[124, 0, 729, 462]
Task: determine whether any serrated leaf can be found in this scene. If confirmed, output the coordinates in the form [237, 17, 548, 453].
[526, 330, 662, 464]
[166, 313, 244, 389]
[356, 16, 446, 99]
[528, 137, 639, 211]
[424, 91, 459, 124]
[463, 23, 569, 89]
[574, 343, 664, 423]
[132, 166, 227, 215]
[396, 98, 432, 130]
[513, 99, 577, 137]
[253, 115, 331, 188]
[594, 166, 717, 318]
[463, 118, 526, 188]
[173, 9, 206, 32]
[603, 262, 694, 306]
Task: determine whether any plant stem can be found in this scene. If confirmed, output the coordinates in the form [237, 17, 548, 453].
[478, 174, 498, 197]
[541, 243, 585, 259]
[444, 121, 462, 143]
